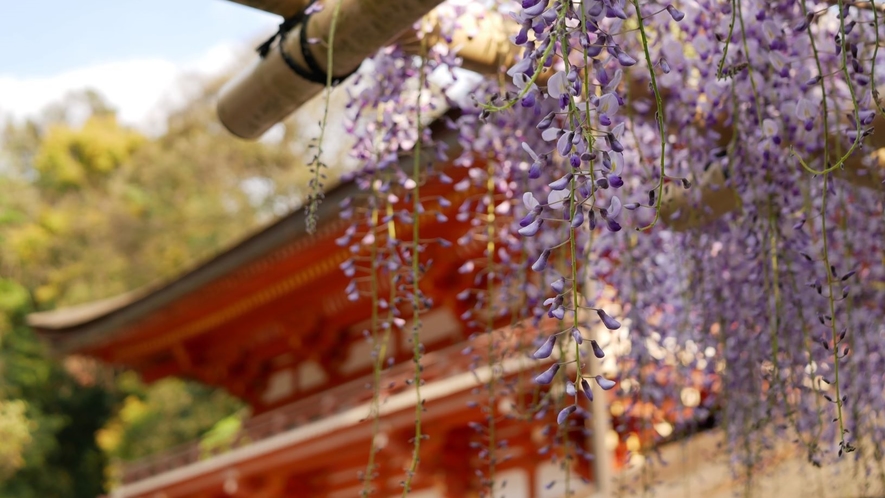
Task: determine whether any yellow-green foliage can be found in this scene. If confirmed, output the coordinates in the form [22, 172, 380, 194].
[199, 413, 245, 458]
[0, 400, 32, 480]
[33, 115, 144, 190]
[0, 83, 335, 496]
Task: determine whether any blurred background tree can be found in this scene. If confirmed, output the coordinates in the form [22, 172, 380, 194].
[0, 71, 337, 496]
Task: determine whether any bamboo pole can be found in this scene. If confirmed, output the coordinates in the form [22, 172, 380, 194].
[218, 0, 445, 139]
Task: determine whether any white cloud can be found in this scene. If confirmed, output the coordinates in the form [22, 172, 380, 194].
[0, 41, 246, 133]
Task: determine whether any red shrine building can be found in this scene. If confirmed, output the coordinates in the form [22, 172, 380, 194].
[28, 123, 700, 497]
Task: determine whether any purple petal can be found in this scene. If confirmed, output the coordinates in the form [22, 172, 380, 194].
[609, 196, 622, 218]
[533, 335, 556, 359]
[557, 405, 578, 425]
[521, 141, 540, 161]
[666, 5, 685, 21]
[529, 161, 542, 179]
[532, 249, 552, 272]
[523, 0, 548, 17]
[519, 212, 538, 227]
[521, 92, 537, 108]
[551, 306, 565, 320]
[534, 363, 560, 385]
[519, 218, 543, 236]
[551, 278, 565, 293]
[590, 339, 605, 358]
[607, 4, 628, 19]
[571, 328, 584, 345]
[514, 26, 529, 45]
[570, 153, 581, 168]
[615, 49, 637, 67]
[581, 379, 594, 401]
[570, 210, 584, 228]
[549, 174, 572, 191]
[537, 112, 555, 130]
[557, 132, 573, 156]
[597, 309, 621, 330]
[595, 375, 616, 390]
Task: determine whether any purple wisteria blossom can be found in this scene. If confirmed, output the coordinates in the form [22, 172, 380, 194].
[336, 0, 885, 492]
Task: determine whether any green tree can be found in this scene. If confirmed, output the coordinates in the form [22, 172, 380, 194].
[98, 375, 245, 462]
[0, 78, 330, 495]
[0, 277, 113, 498]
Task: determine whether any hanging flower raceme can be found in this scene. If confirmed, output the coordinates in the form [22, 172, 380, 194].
[336, 0, 885, 492]
[477, 0, 884, 479]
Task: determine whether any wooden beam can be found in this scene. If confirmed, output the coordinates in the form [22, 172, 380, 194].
[660, 110, 885, 230]
[660, 163, 741, 231]
[172, 343, 193, 371]
[139, 359, 181, 383]
[399, 7, 517, 75]
[240, 473, 288, 498]
[139, 357, 221, 387]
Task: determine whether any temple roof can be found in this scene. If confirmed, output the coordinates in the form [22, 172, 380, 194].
[25, 123, 481, 410]
[28, 112, 460, 352]
[27, 178, 355, 353]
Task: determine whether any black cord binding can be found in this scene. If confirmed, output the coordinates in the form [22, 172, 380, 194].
[255, 1, 356, 87]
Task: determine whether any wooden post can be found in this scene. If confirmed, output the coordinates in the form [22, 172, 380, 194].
[581, 283, 614, 496]
[587, 346, 614, 495]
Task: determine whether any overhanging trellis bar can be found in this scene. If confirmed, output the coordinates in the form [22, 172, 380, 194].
[219, 0, 445, 138]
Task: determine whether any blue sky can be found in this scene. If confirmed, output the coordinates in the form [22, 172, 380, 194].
[0, 0, 279, 127]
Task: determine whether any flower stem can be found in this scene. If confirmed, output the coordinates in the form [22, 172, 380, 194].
[631, 0, 668, 231]
[305, 0, 343, 234]
[402, 25, 427, 496]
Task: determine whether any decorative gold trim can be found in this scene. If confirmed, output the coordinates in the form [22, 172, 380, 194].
[113, 250, 350, 362]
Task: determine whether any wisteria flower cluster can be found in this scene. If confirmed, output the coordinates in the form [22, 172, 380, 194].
[330, 0, 885, 494]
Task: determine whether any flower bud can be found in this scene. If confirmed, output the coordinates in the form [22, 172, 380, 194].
[533, 335, 556, 359]
[666, 5, 685, 21]
[597, 309, 621, 329]
[557, 405, 577, 425]
[534, 363, 560, 385]
[595, 375, 616, 390]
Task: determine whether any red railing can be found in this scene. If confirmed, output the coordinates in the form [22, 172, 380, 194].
[121, 337, 502, 483]
[121, 330, 720, 485]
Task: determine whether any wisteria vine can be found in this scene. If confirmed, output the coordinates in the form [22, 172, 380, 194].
[321, 0, 885, 494]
